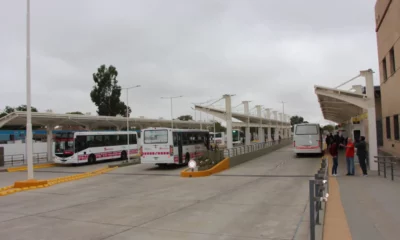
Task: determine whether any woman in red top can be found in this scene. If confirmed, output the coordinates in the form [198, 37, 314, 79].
[341, 137, 355, 176]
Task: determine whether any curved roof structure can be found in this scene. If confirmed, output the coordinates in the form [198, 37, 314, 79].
[0, 112, 213, 129]
[314, 85, 365, 123]
[194, 105, 290, 127]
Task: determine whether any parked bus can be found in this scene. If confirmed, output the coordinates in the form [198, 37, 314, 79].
[140, 128, 209, 166]
[209, 132, 225, 144]
[54, 131, 139, 164]
[293, 123, 323, 156]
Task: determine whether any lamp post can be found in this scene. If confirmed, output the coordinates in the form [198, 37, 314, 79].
[122, 85, 141, 162]
[280, 101, 286, 139]
[161, 96, 183, 128]
[26, 0, 34, 179]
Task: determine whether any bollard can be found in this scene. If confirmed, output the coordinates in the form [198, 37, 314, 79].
[309, 180, 316, 240]
[391, 160, 394, 181]
[384, 160, 387, 178]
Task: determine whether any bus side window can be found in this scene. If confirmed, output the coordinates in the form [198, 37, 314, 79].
[193, 132, 199, 144]
[109, 135, 118, 146]
[182, 133, 188, 145]
[173, 132, 178, 146]
[75, 135, 87, 152]
[94, 135, 103, 147]
[103, 135, 111, 146]
[129, 134, 137, 144]
[119, 135, 127, 145]
[87, 135, 95, 148]
[188, 133, 193, 144]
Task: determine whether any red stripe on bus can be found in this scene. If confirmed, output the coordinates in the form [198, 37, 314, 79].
[296, 146, 319, 149]
[78, 149, 138, 161]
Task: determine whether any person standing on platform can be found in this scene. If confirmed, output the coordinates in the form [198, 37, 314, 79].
[355, 136, 368, 176]
[341, 137, 355, 176]
[330, 141, 339, 176]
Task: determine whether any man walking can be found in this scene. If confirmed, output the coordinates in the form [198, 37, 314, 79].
[330, 141, 339, 176]
[355, 136, 368, 176]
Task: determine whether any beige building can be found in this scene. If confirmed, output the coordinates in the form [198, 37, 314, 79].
[375, 0, 400, 155]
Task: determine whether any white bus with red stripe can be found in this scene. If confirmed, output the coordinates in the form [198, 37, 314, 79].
[140, 128, 210, 166]
[293, 123, 323, 156]
[54, 131, 139, 164]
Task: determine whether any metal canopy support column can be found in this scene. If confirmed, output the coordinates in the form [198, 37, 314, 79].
[272, 111, 278, 139]
[256, 105, 264, 142]
[279, 113, 283, 139]
[286, 114, 291, 138]
[362, 69, 378, 171]
[243, 101, 251, 145]
[46, 125, 54, 163]
[266, 109, 272, 141]
[224, 95, 233, 149]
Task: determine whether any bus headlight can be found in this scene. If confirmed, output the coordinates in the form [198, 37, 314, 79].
[188, 160, 196, 169]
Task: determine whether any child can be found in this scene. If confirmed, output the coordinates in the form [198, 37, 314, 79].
[330, 141, 339, 176]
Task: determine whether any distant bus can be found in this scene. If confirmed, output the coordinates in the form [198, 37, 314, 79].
[140, 128, 209, 166]
[209, 132, 225, 144]
[293, 123, 323, 156]
[54, 131, 139, 164]
[232, 129, 244, 145]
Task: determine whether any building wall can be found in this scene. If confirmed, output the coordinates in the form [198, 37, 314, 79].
[376, 0, 400, 155]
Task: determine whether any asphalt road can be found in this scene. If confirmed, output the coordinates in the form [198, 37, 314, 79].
[0, 146, 320, 240]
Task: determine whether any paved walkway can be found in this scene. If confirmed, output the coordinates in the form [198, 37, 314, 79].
[324, 150, 400, 240]
[0, 146, 320, 240]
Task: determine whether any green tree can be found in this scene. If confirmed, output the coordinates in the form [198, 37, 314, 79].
[66, 111, 84, 115]
[1, 105, 38, 118]
[177, 115, 193, 121]
[290, 115, 306, 130]
[211, 120, 226, 132]
[322, 124, 335, 133]
[90, 65, 131, 117]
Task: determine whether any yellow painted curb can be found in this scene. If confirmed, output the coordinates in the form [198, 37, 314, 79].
[0, 166, 118, 197]
[7, 163, 57, 172]
[323, 154, 352, 240]
[180, 158, 230, 178]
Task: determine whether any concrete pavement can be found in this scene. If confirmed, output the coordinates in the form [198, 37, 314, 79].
[329, 150, 400, 240]
[0, 146, 321, 240]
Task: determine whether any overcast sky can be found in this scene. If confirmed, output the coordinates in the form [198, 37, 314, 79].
[0, 0, 379, 125]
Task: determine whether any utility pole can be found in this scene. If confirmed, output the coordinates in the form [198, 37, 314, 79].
[161, 96, 183, 128]
[280, 101, 286, 139]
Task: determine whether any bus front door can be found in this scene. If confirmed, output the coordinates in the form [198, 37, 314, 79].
[177, 133, 183, 164]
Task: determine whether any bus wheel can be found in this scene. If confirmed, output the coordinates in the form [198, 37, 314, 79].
[121, 151, 127, 160]
[88, 154, 96, 164]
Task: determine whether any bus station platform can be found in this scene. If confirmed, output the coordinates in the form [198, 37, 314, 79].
[0, 145, 321, 240]
[324, 151, 400, 240]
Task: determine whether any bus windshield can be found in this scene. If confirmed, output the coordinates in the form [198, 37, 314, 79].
[55, 140, 74, 154]
[144, 130, 168, 144]
[295, 125, 318, 135]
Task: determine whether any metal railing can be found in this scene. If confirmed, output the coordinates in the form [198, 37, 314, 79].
[2, 152, 49, 166]
[309, 158, 329, 240]
[223, 140, 279, 158]
[374, 156, 398, 181]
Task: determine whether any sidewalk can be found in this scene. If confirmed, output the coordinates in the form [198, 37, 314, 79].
[326, 150, 400, 240]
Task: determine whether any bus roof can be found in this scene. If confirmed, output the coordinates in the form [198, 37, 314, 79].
[74, 131, 138, 136]
[142, 127, 209, 133]
[295, 123, 320, 126]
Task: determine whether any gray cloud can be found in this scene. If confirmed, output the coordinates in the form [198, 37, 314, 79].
[0, 0, 378, 124]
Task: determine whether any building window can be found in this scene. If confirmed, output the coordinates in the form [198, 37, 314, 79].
[394, 115, 399, 141]
[382, 58, 388, 81]
[386, 116, 391, 139]
[390, 47, 396, 75]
